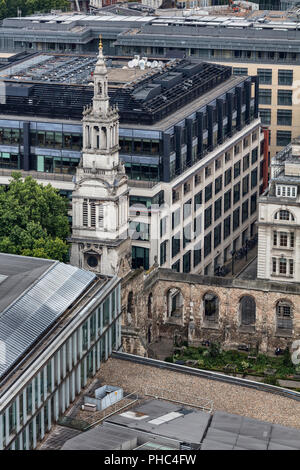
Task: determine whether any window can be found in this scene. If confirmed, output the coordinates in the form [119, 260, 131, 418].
[233, 182, 240, 204]
[257, 68, 272, 85]
[160, 216, 167, 237]
[183, 199, 192, 220]
[205, 166, 211, 178]
[273, 231, 277, 246]
[203, 292, 219, 323]
[194, 214, 201, 238]
[279, 232, 288, 247]
[278, 69, 293, 86]
[240, 296, 256, 326]
[225, 168, 232, 186]
[276, 185, 297, 198]
[242, 200, 249, 223]
[183, 251, 191, 273]
[224, 215, 231, 239]
[243, 154, 250, 172]
[259, 89, 272, 105]
[274, 209, 294, 221]
[132, 246, 149, 270]
[172, 208, 180, 229]
[279, 258, 287, 274]
[224, 189, 231, 212]
[184, 182, 191, 195]
[278, 90, 292, 106]
[172, 233, 180, 257]
[259, 108, 271, 125]
[290, 232, 295, 248]
[277, 130, 291, 147]
[160, 240, 167, 265]
[251, 148, 258, 164]
[233, 67, 248, 76]
[276, 301, 293, 332]
[242, 175, 249, 196]
[234, 161, 241, 179]
[172, 260, 180, 272]
[204, 206, 212, 230]
[215, 175, 222, 195]
[194, 190, 202, 211]
[234, 144, 240, 156]
[183, 223, 192, 248]
[214, 197, 222, 221]
[215, 158, 222, 170]
[195, 173, 201, 186]
[233, 207, 240, 231]
[204, 232, 211, 257]
[225, 151, 231, 164]
[214, 224, 222, 248]
[205, 183, 212, 202]
[251, 168, 258, 189]
[277, 109, 292, 126]
[193, 242, 202, 267]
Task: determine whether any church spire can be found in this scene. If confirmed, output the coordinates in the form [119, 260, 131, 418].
[93, 34, 109, 115]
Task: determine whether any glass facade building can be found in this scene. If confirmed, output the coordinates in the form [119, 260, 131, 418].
[0, 276, 121, 450]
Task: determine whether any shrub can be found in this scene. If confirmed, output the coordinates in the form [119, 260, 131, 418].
[165, 356, 173, 363]
[263, 376, 279, 386]
[208, 342, 221, 358]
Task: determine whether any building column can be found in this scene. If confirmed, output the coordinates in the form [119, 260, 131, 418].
[71, 371, 76, 402]
[245, 80, 251, 124]
[5, 408, 9, 447]
[186, 118, 193, 166]
[162, 132, 171, 183]
[54, 391, 59, 421]
[16, 396, 20, 434]
[217, 98, 224, 145]
[236, 86, 242, 131]
[174, 125, 182, 174]
[196, 111, 203, 158]
[47, 399, 52, 432]
[23, 388, 27, 425]
[23, 122, 30, 171]
[40, 408, 45, 440]
[207, 105, 213, 151]
[32, 417, 37, 449]
[226, 92, 233, 137]
[51, 357, 55, 393]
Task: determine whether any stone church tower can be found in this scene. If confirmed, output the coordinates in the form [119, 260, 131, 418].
[70, 39, 131, 276]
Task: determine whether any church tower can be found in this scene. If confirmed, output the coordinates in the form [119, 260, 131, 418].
[70, 38, 131, 276]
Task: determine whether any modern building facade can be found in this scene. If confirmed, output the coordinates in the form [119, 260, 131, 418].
[257, 137, 300, 284]
[0, 253, 122, 450]
[0, 50, 264, 273]
[1, 13, 300, 156]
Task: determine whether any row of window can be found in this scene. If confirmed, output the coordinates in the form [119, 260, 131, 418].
[259, 109, 293, 127]
[258, 89, 293, 106]
[273, 231, 295, 249]
[257, 69, 293, 86]
[272, 257, 294, 277]
[276, 185, 297, 198]
[164, 289, 294, 333]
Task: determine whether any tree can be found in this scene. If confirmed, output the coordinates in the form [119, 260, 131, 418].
[0, 0, 69, 19]
[0, 172, 70, 262]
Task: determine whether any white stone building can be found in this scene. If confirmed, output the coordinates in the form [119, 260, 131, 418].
[257, 137, 300, 283]
[70, 40, 131, 276]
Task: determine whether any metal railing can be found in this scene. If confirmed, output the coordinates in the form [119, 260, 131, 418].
[145, 386, 213, 413]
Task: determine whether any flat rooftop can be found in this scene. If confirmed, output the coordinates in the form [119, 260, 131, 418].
[0, 53, 165, 86]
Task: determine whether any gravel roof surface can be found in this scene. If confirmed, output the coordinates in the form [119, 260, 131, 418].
[98, 358, 300, 429]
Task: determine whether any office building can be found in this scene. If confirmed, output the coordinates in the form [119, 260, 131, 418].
[0, 48, 264, 273]
[1, 12, 300, 156]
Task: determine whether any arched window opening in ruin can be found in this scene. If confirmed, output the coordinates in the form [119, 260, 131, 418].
[100, 126, 107, 149]
[240, 296, 256, 326]
[167, 288, 183, 317]
[276, 300, 293, 333]
[203, 292, 219, 323]
[127, 291, 133, 314]
[147, 293, 153, 319]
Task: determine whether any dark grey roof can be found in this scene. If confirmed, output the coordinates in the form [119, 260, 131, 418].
[0, 253, 96, 379]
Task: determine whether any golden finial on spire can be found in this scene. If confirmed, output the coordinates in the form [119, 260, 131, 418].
[99, 34, 103, 51]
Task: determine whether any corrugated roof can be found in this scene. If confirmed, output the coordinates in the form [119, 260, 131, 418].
[0, 260, 96, 379]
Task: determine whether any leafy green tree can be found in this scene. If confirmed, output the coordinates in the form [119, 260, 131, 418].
[0, 0, 69, 18]
[0, 172, 70, 262]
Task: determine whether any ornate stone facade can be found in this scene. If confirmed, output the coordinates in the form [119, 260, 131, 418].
[70, 38, 131, 276]
[121, 267, 300, 356]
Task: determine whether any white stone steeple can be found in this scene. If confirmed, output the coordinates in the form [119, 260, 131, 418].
[70, 38, 131, 276]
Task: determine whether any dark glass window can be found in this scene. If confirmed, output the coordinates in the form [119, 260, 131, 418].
[205, 183, 212, 202]
[233, 207, 240, 231]
[194, 190, 202, 211]
[183, 251, 191, 273]
[243, 153, 250, 172]
[225, 168, 232, 186]
[224, 190, 231, 212]
[204, 206, 212, 230]
[233, 182, 240, 204]
[214, 197, 222, 221]
[242, 175, 249, 196]
[172, 233, 180, 257]
[215, 175, 222, 195]
[193, 242, 202, 267]
[278, 69, 293, 86]
[251, 168, 258, 189]
[242, 200, 249, 223]
[234, 161, 241, 179]
[224, 215, 231, 239]
[204, 232, 212, 257]
[214, 224, 222, 249]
